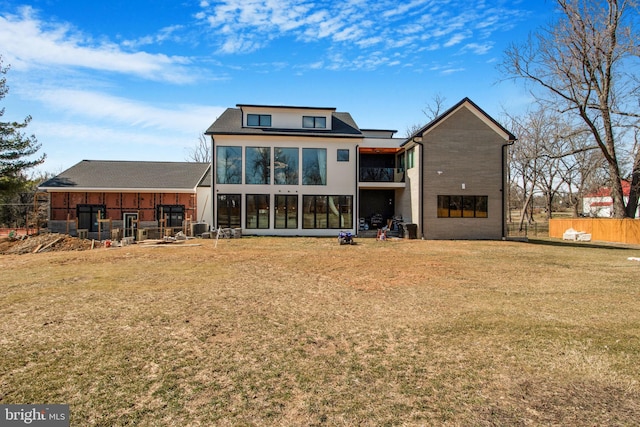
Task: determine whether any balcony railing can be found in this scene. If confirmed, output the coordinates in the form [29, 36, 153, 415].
[359, 167, 405, 183]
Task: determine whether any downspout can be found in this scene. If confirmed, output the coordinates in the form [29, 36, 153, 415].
[501, 140, 516, 239]
[415, 141, 424, 239]
[409, 139, 425, 239]
[355, 144, 359, 236]
[211, 136, 215, 230]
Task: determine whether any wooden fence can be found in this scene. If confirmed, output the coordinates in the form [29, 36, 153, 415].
[549, 218, 640, 245]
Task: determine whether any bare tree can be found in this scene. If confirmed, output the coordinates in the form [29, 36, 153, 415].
[626, 127, 640, 216]
[557, 131, 609, 216]
[500, 0, 640, 218]
[185, 133, 211, 163]
[405, 93, 448, 137]
[506, 109, 548, 228]
[506, 107, 608, 226]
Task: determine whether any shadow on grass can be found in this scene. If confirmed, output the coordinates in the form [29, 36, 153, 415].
[525, 237, 640, 251]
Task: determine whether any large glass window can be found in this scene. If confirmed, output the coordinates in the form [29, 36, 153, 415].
[302, 148, 327, 185]
[156, 205, 184, 227]
[246, 194, 269, 229]
[437, 195, 488, 218]
[77, 204, 105, 232]
[329, 196, 352, 228]
[247, 114, 271, 127]
[245, 147, 271, 184]
[303, 116, 327, 128]
[217, 194, 241, 228]
[274, 147, 299, 185]
[275, 195, 298, 229]
[303, 195, 353, 229]
[216, 146, 242, 184]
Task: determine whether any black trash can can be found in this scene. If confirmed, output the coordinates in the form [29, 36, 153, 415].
[405, 223, 417, 239]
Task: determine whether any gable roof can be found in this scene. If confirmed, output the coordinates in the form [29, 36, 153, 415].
[38, 160, 210, 192]
[402, 97, 517, 146]
[205, 107, 362, 138]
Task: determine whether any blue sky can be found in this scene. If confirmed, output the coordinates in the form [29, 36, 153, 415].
[0, 0, 554, 175]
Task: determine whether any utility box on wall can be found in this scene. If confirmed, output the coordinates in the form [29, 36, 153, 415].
[137, 228, 148, 241]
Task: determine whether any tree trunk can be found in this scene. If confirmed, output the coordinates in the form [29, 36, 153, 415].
[625, 149, 640, 218]
[608, 164, 627, 218]
[519, 193, 533, 231]
[545, 191, 553, 220]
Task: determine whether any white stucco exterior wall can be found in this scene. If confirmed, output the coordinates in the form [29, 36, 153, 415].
[212, 134, 360, 236]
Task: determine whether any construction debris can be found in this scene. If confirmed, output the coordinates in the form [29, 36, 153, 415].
[0, 231, 202, 255]
[562, 228, 592, 242]
[0, 233, 92, 255]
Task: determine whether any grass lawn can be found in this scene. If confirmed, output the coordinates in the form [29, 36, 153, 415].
[1, 237, 639, 426]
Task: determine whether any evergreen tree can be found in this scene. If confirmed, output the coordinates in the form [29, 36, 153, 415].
[1, 55, 45, 196]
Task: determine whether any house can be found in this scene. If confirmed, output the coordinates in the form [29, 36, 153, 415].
[582, 181, 639, 218]
[38, 160, 211, 239]
[205, 98, 516, 239]
[38, 98, 516, 240]
[402, 98, 517, 239]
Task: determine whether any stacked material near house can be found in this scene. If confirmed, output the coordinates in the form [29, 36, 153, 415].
[562, 228, 592, 241]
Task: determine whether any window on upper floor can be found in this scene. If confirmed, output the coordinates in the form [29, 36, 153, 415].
[397, 152, 405, 171]
[407, 148, 415, 169]
[216, 146, 242, 184]
[303, 116, 327, 129]
[247, 114, 272, 127]
[245, 147, 271, 184]
[337, 149, 350, 162]
[302, 148, 327, 185]
[274, 147, 299, 185]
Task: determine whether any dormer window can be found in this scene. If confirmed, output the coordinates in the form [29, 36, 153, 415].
[303, 116, 327, 129]
[247, 114, 272, 127]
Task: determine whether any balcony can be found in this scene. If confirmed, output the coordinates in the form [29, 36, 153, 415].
[359, 167, 405, 187]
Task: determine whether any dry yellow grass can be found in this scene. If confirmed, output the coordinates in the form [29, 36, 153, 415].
[1, 237, 639, 426]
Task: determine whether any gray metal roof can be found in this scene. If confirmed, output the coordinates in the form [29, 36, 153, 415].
[39, 160, 210, 191]
[205, 108, 363, 138]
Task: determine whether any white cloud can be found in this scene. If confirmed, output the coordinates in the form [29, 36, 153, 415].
[32, 119, 204, 174]
[440, 67, 465, 75]
[462, 42, 494, 55]
[0, 7, 196, 84]
[27, 89, 225, 172]
[382, 0, 432, 18]
[356, 36, 384, 48]
[444, 32, 469, 48]
[31, 88, 224, 133]
[121, 25, 185, 49]
[195, 0, 527, 69]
